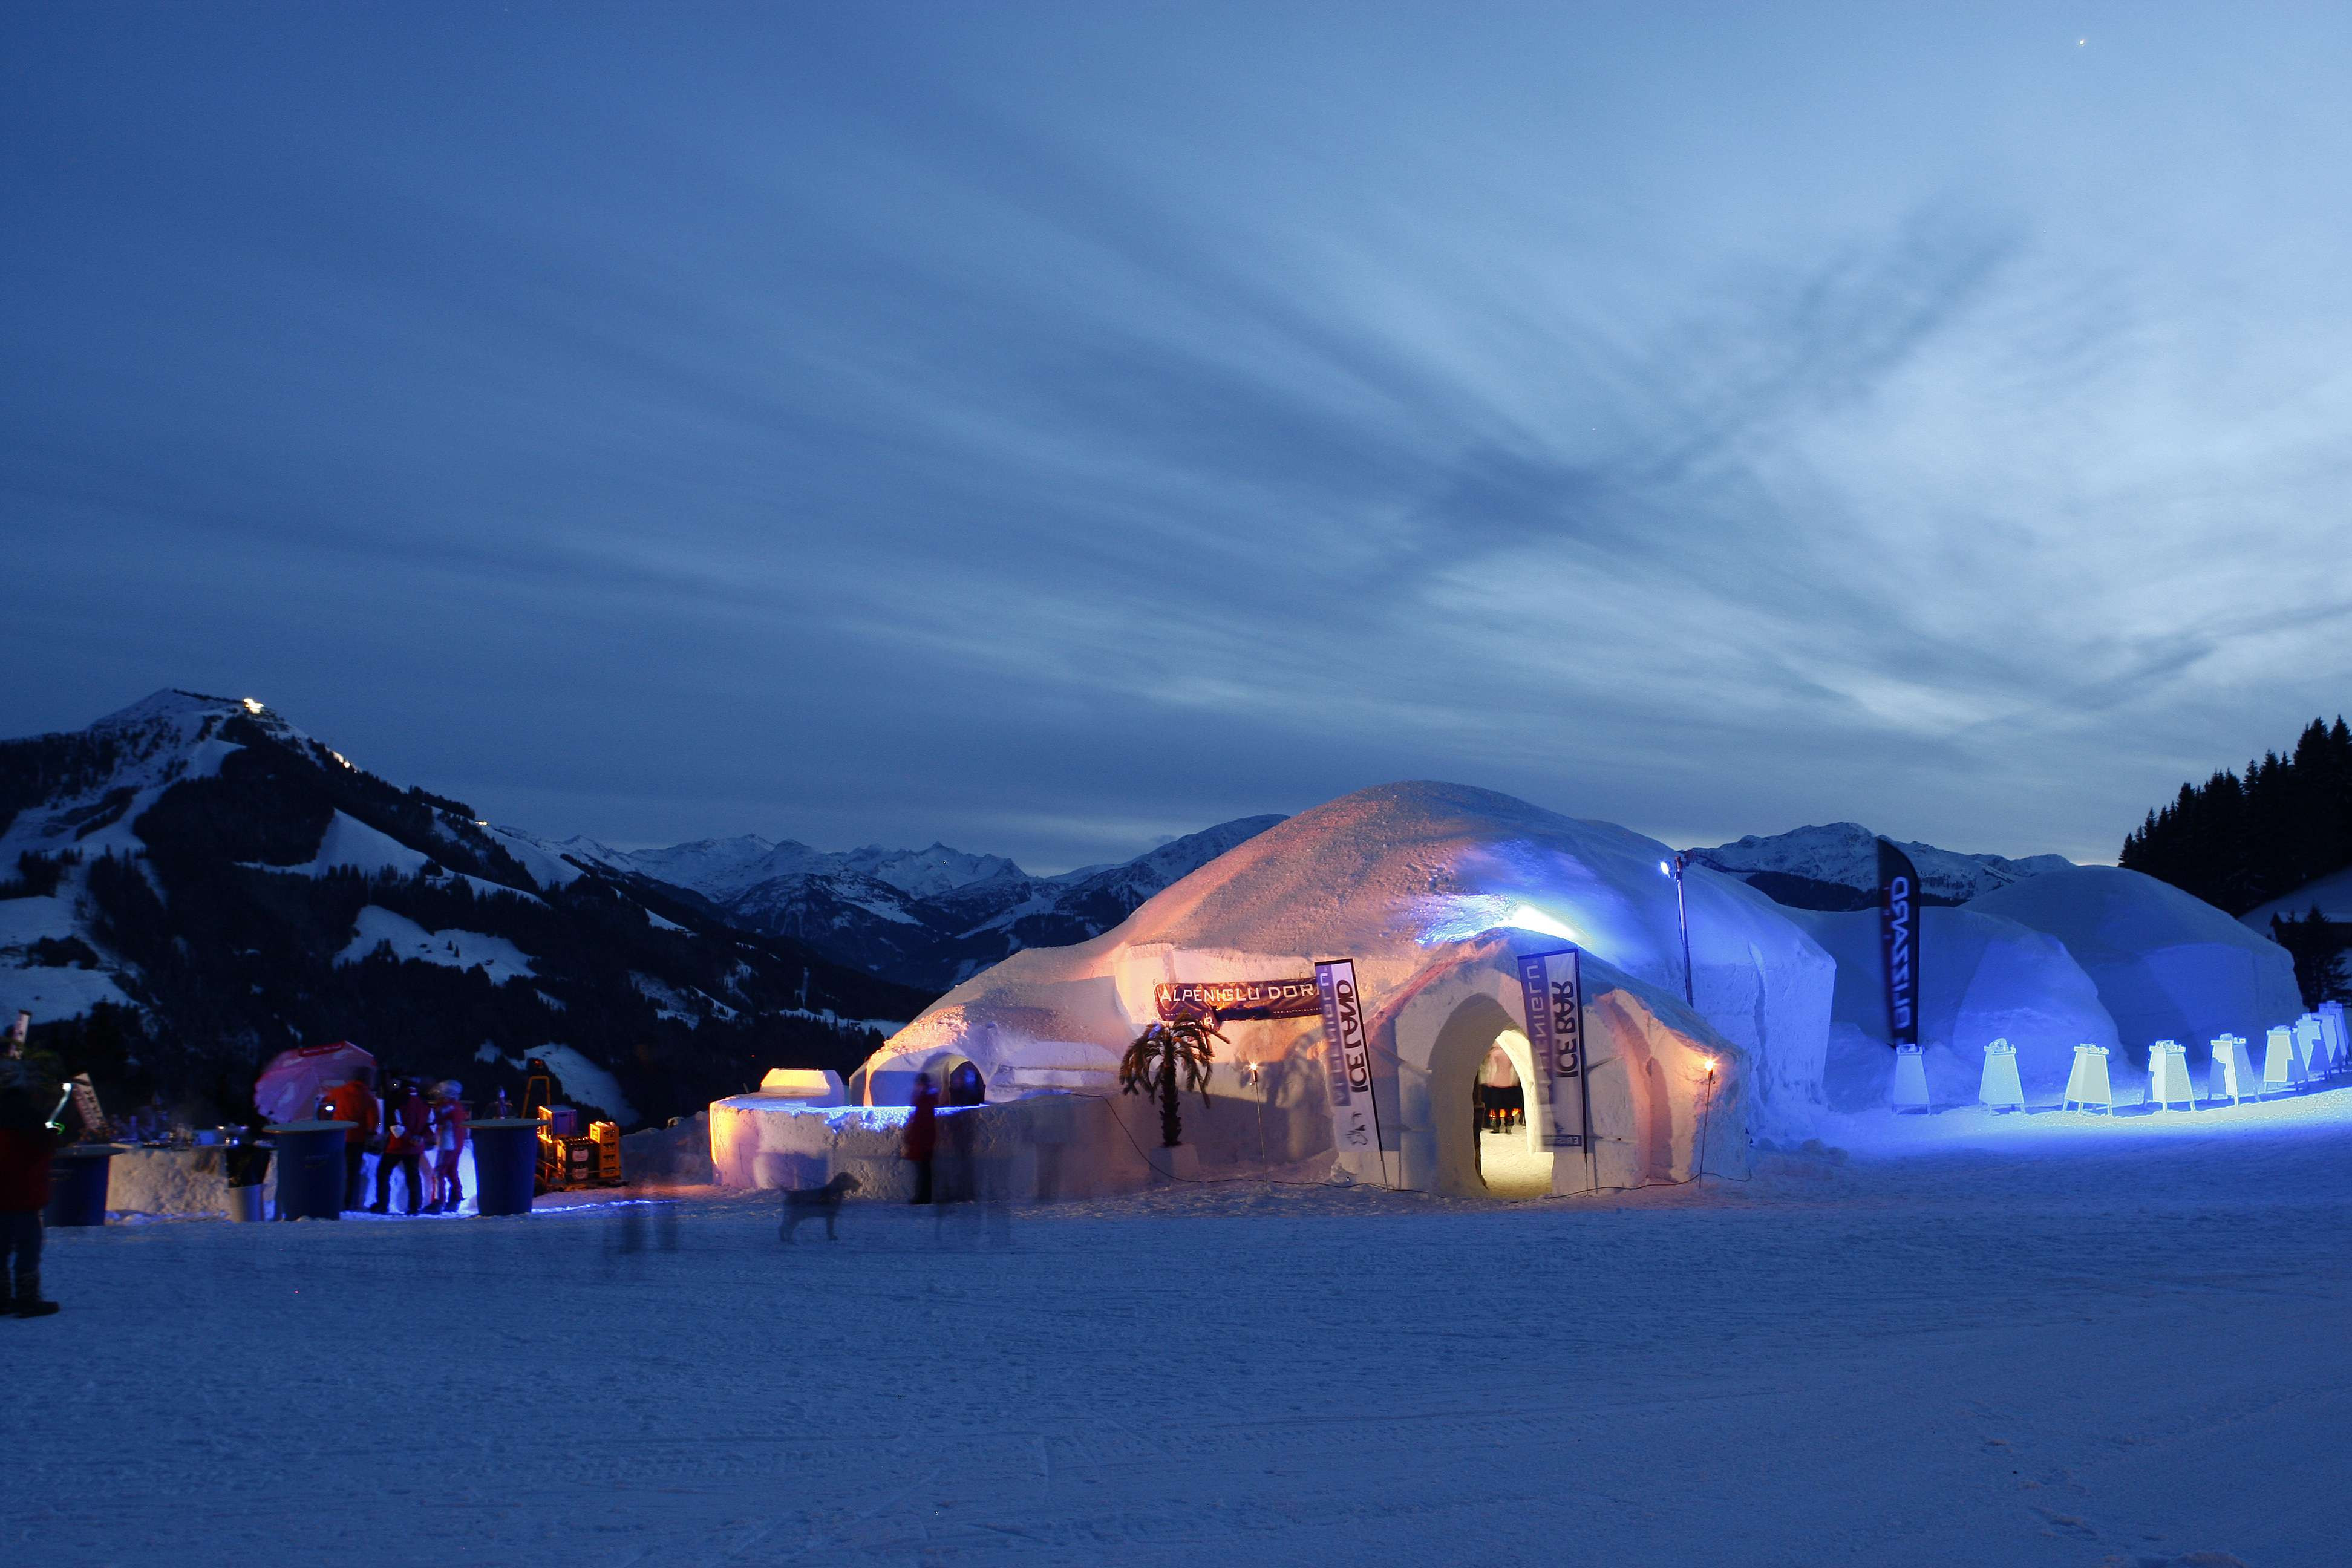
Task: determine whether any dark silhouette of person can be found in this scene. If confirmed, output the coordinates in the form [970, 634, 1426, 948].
[903, 1073, 938, 1204]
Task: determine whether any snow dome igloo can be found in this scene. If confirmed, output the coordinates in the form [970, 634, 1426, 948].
[1964, 866, 2302, 1072]
[1792, 906, 2120, 1111]
[842, 782, 1838, 1197]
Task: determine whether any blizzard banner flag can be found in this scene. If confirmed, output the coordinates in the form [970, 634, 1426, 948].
[1155, 978, 1321, 1022]
[1515, 948, 1591, 1151]
[1313, 958, 1381, 1158]
[1877, 837, 1922, 1050]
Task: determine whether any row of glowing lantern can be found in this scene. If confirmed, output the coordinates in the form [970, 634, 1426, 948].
[1890, 1002, 2348, 1112]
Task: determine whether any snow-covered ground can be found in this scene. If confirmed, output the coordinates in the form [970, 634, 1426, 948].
[11, 1093, 2351, 1567]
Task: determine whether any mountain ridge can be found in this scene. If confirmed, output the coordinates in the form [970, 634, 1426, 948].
[502, 814, 1290, 991]
[1688, 821, 2073, 911]
[0, 691, 926, 1128]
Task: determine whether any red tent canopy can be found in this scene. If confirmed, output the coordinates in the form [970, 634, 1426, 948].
[255, 1040, 376, 1126]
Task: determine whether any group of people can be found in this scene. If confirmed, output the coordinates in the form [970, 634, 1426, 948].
[318, 1071, 471, 1215]
[1478, 1044, 1526, 1134]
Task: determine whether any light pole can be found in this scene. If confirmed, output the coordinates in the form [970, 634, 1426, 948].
[1658, 853, 1694, 1005]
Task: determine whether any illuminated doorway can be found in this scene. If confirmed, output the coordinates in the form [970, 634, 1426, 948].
[1475, 1028, 1550, 1198]
[1427, 994, 1553, 1198]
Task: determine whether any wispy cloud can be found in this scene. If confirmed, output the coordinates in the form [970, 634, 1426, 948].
[5, 6, 2351, 867]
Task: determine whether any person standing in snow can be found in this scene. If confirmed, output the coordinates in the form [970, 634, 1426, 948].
[0, 1044, 62, 1317]
[368, 1076, 431, 1215]
[321, 1068, 377, 1210]
[903, 1073, 938, 1204]
[425, 1081, 469, 1215]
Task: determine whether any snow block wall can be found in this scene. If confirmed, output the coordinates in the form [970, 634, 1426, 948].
[710, 1095, 1165, 1201]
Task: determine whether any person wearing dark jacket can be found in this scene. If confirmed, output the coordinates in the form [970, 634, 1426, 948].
[903, 1073, 938, 1204]
[368, 1077, 431, 1214]
[0, 1056, 62, 1317]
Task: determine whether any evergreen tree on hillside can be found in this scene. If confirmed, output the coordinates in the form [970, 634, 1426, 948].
[2121, 717, 2352, 914]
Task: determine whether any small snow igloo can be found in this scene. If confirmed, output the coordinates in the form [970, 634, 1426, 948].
[843, 782, 1840, 1198]
[1792, 906, 2120, 1110]
[1964, 867, 2303, 1073]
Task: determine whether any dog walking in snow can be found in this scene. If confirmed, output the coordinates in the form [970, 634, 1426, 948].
[779, 1171, 861, 1243]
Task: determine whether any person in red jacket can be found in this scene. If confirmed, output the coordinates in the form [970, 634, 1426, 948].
[368, 1076, 432, 1215]
[902, 1073, 938, 1205]
[0, 1052, 62, 1317]
[322, 1071, 378, 1212]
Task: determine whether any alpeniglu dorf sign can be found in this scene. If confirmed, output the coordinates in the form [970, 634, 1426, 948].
[1154, 979, 1322, 1022]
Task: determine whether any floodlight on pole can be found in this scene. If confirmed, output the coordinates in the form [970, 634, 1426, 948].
[1660, 853, 1694, 1005]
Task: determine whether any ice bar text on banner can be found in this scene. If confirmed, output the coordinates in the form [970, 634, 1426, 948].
[1313, 959, 1382, 1160]
[1514, 947, 1592, 1151]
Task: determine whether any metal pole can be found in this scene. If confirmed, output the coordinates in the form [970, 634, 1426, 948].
[1694, 1062, 1716, 1190]
[1674, 852, 1694, 1005]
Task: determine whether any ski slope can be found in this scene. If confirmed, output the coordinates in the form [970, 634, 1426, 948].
[10, 1092, 2351, 1567]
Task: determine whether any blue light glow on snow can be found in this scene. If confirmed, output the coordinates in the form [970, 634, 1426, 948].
[1840, 1079, 2352, 1156]
[1416, 895, 1586, 948]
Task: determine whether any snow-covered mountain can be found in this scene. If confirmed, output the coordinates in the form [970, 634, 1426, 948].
[0, 691, 926, 1126]
[617, 835, 1024, 904]
[1688, 822, 2072, 911]
[486, 810, 1290, 993]
[615, 814, 1289, 990]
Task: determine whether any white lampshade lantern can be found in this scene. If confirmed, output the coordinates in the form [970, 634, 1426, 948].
[1978, 1039, 2024, 1111]
[2261, 1025, 2308, 1096]
[2148, 1040, 2196, 1111]
[2208, 1034, 2252, 1105]
[1890, 1044, 1930, 1112]
[2063, 1044, 2113, 1113]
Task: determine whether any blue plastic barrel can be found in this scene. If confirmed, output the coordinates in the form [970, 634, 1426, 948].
[44, 1145, 122, 1227]
[267, 1121, 353, 1220]
[470, 1119, 541, 1217]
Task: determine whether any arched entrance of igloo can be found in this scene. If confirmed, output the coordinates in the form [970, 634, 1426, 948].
[943, 1059, 987, 1106]
[1423, 992, 1553, 1199]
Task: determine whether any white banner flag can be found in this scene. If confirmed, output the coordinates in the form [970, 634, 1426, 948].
[1515, 947, 1590, 1151]
[1313, 959, 1380, 1160]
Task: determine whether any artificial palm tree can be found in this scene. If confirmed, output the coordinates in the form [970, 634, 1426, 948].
[1120, 1014, 1222, 1148]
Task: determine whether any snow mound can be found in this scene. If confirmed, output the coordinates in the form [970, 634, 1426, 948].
[336, 906, 537, 981]
[1095, 781, 1833, 1120]
[1791, 906, 2118, 1109]
[862, 782, 1832, 1154]
[1964, 867, 2301, 1067]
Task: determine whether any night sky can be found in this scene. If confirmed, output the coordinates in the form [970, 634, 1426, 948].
[7, 5, 2350, 870]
